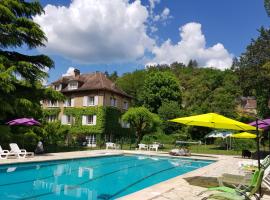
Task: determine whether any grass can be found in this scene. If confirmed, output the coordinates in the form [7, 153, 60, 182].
[46, 143, 260, 156]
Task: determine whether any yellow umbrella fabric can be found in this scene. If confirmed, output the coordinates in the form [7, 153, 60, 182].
[231, 132, 256, 139]
[169, 113, 258, 131]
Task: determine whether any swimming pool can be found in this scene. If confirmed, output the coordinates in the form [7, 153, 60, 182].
[0, 155, 214, 200]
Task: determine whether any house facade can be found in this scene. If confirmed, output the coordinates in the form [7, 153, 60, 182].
[43, 69, 132, 147]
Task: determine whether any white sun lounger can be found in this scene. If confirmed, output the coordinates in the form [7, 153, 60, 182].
[138, 144, 148, 151]
[105, 142, 119, 150]
[9, 143, 34, 158]
[0, 145, 11, 159]
[149, 144, 159, 152]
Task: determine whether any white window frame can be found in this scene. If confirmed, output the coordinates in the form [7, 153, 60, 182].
[68, 81, 78, 90]
[66, 115, 72, 125]
[82, 115, 96, 126]
[54, 84, 62, 91]
[48, 100, 59, 107]
[61, 115, 72, 125]
[64, 98, 74, 107]
[88, 96, 95, 106]
[47, 115, 57, 122]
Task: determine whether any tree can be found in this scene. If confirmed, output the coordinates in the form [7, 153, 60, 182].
[157, 101, 183, 135]
[233, 27, 270, 118]
[122, 107, 161, 145]
[265, 0, 270, 17]
[0, 0, 64, 120]
[140, 71, 181, 113]
[116, 70, 146, 106]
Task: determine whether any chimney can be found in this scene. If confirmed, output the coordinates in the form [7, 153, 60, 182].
[74, 69, 80, 77]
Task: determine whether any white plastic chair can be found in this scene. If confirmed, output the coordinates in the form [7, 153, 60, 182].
[149, 144, 159, 152]
[105, 142, 119, 150]
[138, 144, 148, 151]
[9, 143, 34, 158]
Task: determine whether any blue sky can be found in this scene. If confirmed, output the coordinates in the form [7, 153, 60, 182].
[21, 0, 269, 82]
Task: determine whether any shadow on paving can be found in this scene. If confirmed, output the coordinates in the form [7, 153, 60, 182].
[184, 176, 270, 197]
[184, 176, 219, 188]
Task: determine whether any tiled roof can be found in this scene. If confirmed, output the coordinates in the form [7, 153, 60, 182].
[51, 72, 132, 98]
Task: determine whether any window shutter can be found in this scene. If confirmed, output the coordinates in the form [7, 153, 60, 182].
[93, 115, 97, 125]
[71, 98, 75, 107]
[94, 96, 99, 106]
[82, 115, 86, 125]
[61, 115, 67, 125]
[83, 96, 88, 107]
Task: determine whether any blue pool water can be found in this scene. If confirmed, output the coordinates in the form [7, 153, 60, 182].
[0, 155, 214, 200]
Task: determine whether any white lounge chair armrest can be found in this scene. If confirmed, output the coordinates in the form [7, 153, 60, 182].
[21, 149, 27, 153]
[2, 150, 9, 153]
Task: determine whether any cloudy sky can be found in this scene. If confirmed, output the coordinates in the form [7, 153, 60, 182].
[21, 0, 269, 82]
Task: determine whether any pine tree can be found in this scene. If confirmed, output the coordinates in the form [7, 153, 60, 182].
[0, 0, 64, 121]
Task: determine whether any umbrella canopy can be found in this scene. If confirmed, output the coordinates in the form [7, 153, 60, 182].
[7, 118, 40, 126]
[205, 130, 232, 139]
[249, 118, 270, 130]
[231, 132, 256, 139]
[170, 113, 258, 131]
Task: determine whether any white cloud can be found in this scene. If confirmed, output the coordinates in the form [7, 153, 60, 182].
[149, 22, 233, 70]
[62, 67, 75, 77]
[34, 0, 154, 63]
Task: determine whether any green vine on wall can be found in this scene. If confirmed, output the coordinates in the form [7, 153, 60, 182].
[43, 108, 61, 116]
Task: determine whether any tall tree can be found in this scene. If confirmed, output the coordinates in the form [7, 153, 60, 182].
[233, 27, 270, 118]
[0, 0, 64, 120]
[140, 71, 181, 113]
[122, 107, 161, 145]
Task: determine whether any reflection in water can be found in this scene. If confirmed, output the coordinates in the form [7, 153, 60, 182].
[33, 180, 97, 199]
[78, 167, 93, 179]
[6, 167, 17, 173]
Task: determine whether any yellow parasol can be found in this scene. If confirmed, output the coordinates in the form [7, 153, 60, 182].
[231, 132, 256, 139]
[169, 113, 258, 131]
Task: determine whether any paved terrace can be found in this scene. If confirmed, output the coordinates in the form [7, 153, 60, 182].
[0, 150, 269, 200]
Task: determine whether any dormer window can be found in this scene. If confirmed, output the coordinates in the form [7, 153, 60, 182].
[54, 84, 62, 91]
[68, 81, 78, 90]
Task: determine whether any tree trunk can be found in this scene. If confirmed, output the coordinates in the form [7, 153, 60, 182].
[135, 131, 143, 147]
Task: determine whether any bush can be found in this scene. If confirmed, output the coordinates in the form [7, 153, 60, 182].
[141, 133, 175, 145]
[23, 130, 40, 151]
[233, 139, 257, 151]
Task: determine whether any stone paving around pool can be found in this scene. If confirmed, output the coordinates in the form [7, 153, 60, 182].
[0, 150, 269, 200]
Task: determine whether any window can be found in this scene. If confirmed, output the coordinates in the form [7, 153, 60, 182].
[123, 101, 128, 110]
[85, 135, 96, 147]
[54, 84, 61, 91]
[83, 96, 98, 106]
[68, 81, 78, 90]
[110, 97, 117, 107]
[67, 115, 72, 124]
[48, 100, 59, 107]
[47, 115, 57, 122]
[82, 115, 96, 125]
[87, 115, 93, 125]
[61, 115, 73, 125]
[88, 96, 94, 106]
[65, 98, 73, 107]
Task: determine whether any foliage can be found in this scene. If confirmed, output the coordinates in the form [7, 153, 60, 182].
[232, 27, 270, 118]
[0, 0, 64, 121]
[43, 108, 61, 117]
[23, 130, 40, 151]
[141, 133, 175, 145]
[116, 70, 146, 106]
[140, 71, 181, 113]
[157, 101, 182, 135]
[122, 107, 161, 145]
[63, 107, 105, 134]
[233, 139, 257, 151]
[265, 0, 270, 17]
